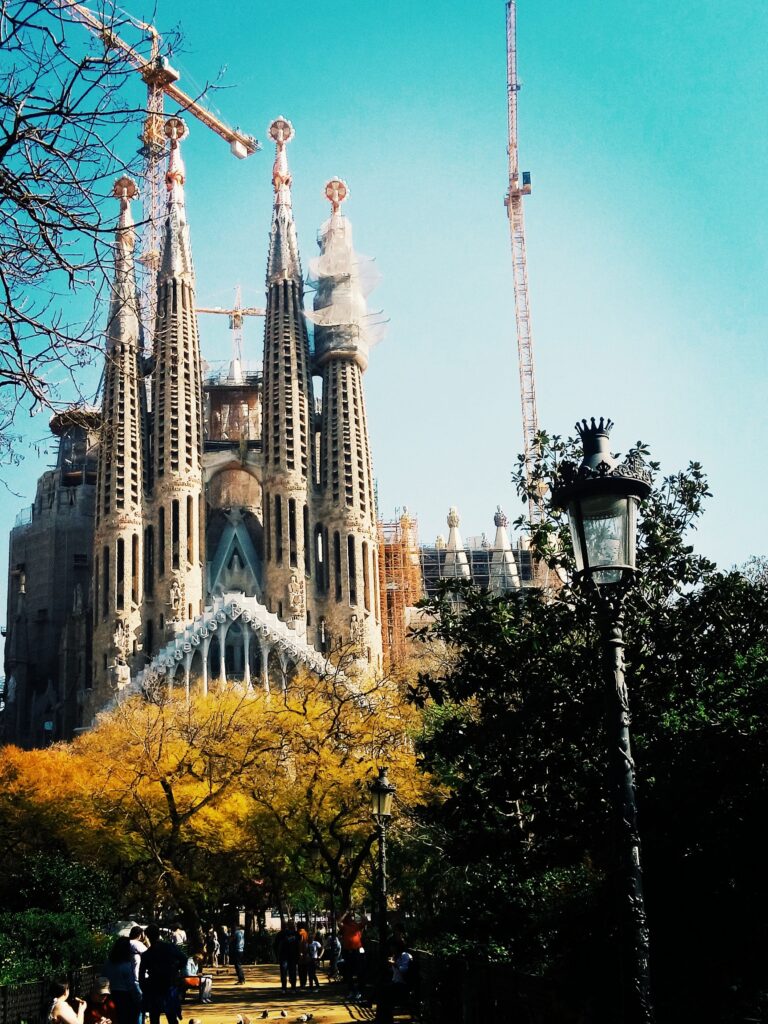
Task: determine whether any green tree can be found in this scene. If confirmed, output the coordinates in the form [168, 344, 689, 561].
[404, 431, 768, 1022]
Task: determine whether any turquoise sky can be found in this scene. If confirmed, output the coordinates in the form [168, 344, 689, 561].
[2, 0, 766, 637]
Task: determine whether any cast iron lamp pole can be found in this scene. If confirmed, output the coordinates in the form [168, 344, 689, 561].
[552, 417, 654, 1024]
[370, 766, 396, 1024]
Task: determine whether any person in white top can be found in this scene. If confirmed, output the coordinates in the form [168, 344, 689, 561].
[48, 981, 87, 1024]
[128, 926, 148, 981]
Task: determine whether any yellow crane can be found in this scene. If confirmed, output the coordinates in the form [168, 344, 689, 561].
[197, 286, 265, 376]
[63, 2, 260, 338]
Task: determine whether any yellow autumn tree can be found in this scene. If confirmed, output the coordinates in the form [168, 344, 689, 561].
[242, 667, 430, 913]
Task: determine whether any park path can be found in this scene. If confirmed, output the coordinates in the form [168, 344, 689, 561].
[185, 964, 376, 1024]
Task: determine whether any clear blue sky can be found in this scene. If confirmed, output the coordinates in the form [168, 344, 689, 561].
[3, 0, 767, 639]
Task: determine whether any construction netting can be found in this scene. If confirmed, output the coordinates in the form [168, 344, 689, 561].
[305, 213, 387, 358]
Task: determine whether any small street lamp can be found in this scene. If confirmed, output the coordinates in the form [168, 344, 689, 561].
[370, 766, 396, 1024]
[553, 417, 654, 1024]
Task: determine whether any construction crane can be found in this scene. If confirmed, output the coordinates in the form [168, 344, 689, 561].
[504, 0, 540, 528]
[197, 286, 265, 377]
[63, 2, 260, 338]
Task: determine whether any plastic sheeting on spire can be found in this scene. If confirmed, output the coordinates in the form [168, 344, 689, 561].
[306, 194, 387, 369]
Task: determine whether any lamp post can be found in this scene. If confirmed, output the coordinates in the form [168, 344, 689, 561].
[370, 766, 396, 1024]
[552, 417, 654, 1024]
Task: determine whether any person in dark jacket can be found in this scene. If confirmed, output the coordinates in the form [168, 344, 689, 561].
[275, 921, 299, 993]
[102, 938, 142, 1024]
[139, 925, 186, 1024]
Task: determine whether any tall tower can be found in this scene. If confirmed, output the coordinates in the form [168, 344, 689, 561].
[311, 179, 382, 669]
[92, 176, 147, 696]
[261, 117, 315, 635]
[146, 117, 205, 650]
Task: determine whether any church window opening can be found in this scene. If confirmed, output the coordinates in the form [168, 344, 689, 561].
[102, 545, 110, 620]
[145, 618, 153, 656]
[158, 507, 166, 577]
[131, 533, 139, 605]
[314, 524, 324, 596]
[348, 535, 357, 605]
[274, 495, 283, 564]
[144, 526, 154, 596]
[94, 555, 99, 626]
[333, 531, 342, 602]
[303, 504, 310, 576]
[362, 540, 371, 612]
[116, 539, 125, 612]
[172, 499, 180, 570]
[288, 499, 297, 568]
[265, 496, 271, 561]
[186, 494, 194, 564]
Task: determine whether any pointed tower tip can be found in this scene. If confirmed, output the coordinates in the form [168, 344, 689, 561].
[270, 117, 294, 202]
[164, 116, 188, 195]
[112, 175, 138, 250]
[324, 178, 349, 214]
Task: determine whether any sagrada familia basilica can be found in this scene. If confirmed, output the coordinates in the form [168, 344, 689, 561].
[3, 116, 531, 746]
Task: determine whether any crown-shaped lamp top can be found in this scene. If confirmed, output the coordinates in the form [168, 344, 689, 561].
[575, 416, 616, 471]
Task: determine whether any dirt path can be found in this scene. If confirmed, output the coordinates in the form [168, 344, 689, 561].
[184, 964, 375, 1024]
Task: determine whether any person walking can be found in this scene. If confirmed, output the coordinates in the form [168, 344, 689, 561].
[296, 922, 309, 989]
[275, 920, 299, 994]
[339, 912, 365, 1000]
[140, 924, 187, 1024]
[306, 934, 322, 991]
[216, 925, 229, 967]
[230, 924, 246, 985]
[102, 937, 143, 1024]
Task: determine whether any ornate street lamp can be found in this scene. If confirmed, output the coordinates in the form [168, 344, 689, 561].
[552, 417, 654, 1024]
[370, 766, 396, 1023]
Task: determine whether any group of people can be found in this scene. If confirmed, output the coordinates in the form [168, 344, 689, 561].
[48, 923, 223, 1024]
[273, 911, 413, 1009]
[48, 912, 415, 1024]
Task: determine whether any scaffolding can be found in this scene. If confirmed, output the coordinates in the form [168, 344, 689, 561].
[378, 510, 424, 671]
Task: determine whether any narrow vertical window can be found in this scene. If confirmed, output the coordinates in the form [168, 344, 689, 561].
[265, 494, 271, 562]
[145, 618, 154, 656]
[362, 540, 370, 612]
[132, 533, 139, 605]
[116, 539, 125, 611]
[348, 535, 357, 605]
[144, 526, 154, 597]
[323, 527, 330, 593]
[94, 555, 99, 627]
[288, 498, 297, 568]
[334, 531, 342, 602]
[314, 523, 324, 597]
[102, 545, 110, 620]
[275, 495, 283, 564]
[303, 505, 310, 576]
[158, 507, 166, 577]
[172, 499, 180, 570]
[187, 494, 194, 564]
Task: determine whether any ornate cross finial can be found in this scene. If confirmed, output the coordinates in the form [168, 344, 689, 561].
[494, 505, 509, 528]
[324, 177, 349, 214]
[269, 116, 294, 196]
[112, 175, 138, 250]
[447, 506, 460, 529]
[164, 116, 188, 191]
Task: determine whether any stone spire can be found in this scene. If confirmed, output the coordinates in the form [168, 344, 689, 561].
[261, 117, 316, 638]
[442, 506, 470, 578]
[311, 179, 382, 669]
[146, 117, 205, 652]
[489, 505, 521, 593]
[93, 176, 147, 698]
[266, 116, 302, 284]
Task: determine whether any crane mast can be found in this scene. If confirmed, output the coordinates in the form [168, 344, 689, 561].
[504, 0, 541, 528]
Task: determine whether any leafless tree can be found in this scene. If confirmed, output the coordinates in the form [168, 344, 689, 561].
[0, 0, 151, 466]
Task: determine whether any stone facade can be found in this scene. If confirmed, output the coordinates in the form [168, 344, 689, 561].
[3, 117, 385, 745]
